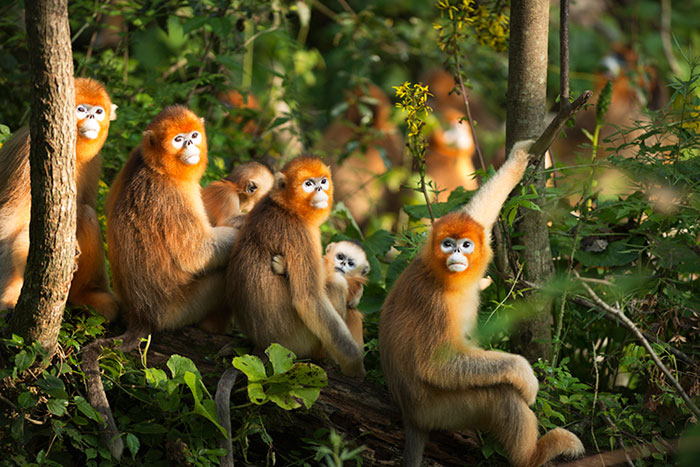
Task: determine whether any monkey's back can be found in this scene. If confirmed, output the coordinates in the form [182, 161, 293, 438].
[0, 128, 31, 232]
[106, 148, 210, 327]
[379, 255, 452, 414]
[227, 195, 322, 354]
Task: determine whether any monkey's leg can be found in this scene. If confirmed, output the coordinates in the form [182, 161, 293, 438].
[484, 387, 584, 467]
[345, 308, 364, 349]
[165, 272, 231, 332]
[69, 204, 119, 321]
[402, 420, 429, 467]
[0, 224, 29, 310]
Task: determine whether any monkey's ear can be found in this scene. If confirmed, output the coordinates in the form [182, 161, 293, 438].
[325, 242, 335, 254]
[362, 265, 370, 276]
[110, 104, 118, 121]
[245, 180, 258, 194]
[143, 130, 155, 148]
[274, 172, 287, 190]
[199, 117, 206, 125]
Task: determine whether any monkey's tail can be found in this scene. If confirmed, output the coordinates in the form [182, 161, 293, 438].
[215, 366, 239, 467]
[527, 427, 585, 467]
[81, 328, 146, 461]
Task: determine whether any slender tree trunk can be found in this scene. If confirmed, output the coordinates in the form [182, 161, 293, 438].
[8, 0, 76, 357]
[506, 0, 553, 362]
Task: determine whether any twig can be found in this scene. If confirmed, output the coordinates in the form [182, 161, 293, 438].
[528, 90, 593, 167]
[575, 271, 700, 420]
[573, 296, 695, 367]
[559, 0, 570, 103]
[597, 400, 635, 467]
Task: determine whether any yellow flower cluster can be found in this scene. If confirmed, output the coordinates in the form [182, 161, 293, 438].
[435, 0, 509, 53]
[393, 82, 433, 162]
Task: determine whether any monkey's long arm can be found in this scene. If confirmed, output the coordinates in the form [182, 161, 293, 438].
[416, 347, 538, 405]
[462, 140, 533, 233]
[186, 226, 238, 273]
[288, 263, 365, 377]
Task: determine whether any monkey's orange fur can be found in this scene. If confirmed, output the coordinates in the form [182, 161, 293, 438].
[227, 156, 365, 377]
[202, 161, 274, 226]
[106, 105, 237, 332]
[0, 78, 118, 319]
[379, 141, 584, 466]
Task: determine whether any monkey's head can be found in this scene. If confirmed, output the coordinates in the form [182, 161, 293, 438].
[141, 105, 207, 182]
[74, 77, 117, 161]
[326, 241, 370, 278]
[227, 161, 274, 212]
[425, 212, 491, 287]
[271, 156, 333, 225]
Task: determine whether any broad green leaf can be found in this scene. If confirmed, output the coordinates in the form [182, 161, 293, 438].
[167, 354, 201, 380]
[74, 396, 102, 423]
[47, 398, 69, 416]
[247, 382, 268, 405]
[266, 343, 295, 376]
[126, 433, 140, 458]
[14, 349, 35, 372]
[233, 354, 267, 382]
[38, 374, 68, 399]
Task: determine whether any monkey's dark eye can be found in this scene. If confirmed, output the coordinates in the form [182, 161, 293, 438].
[348, 260, 355, 268]
[461, 239, 475, 254]
[95, 108, 103, 114]
[441, 240, 453, 249]
[320, 177, 328, 187]
[305, 180, 313, 186]
[337, 254, 344, 261]
[191, 132, 198, 139]
[174, 136, 183, 143]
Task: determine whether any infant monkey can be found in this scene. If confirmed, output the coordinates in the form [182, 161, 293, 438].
[272, 240, 368, 349]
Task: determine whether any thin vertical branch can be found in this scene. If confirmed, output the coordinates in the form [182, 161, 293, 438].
[559, 0, 570, 102]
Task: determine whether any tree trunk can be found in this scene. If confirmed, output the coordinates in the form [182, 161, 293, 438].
[8, 0, 76, 357]
[506, 0, 553, 362]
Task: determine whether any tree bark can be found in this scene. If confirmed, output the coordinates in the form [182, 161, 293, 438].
[8, 0, 76, 356]
[506, 0, 553, 362]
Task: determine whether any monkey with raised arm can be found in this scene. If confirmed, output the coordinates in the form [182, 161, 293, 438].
[379, 141, 585, 467]
[0, 77, 118, 319]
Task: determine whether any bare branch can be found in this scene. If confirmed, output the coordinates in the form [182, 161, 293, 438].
[575, 272, 700, 420]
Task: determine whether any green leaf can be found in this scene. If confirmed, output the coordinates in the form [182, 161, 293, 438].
[47, 398, 69, 416]
[167, 354, 201, 380]
[14, 349, 35, 372]
[144, 367, 168, 388]
[38, 374, 68, 399]
[126, 433, 140, 458]
[266, 343, 295, 376]
[247, 382, 269, 405]
[363, 229, 394, 257]
[17, 391, 37, 408]
[183, 372, 226, 435]
[233, 354, 267, 382]
[74, 396, 102, 423]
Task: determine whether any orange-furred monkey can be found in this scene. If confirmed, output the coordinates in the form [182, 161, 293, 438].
[379, 141, 585, 467]
[227, 156, 365, 378]
[0, 77, 118, 319]
[83, 105, 238, 460]
[202, 161, 274, 227]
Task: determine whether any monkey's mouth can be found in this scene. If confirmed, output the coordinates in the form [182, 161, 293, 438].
[79, 120, 100, 140]
[446, 259, 468, 273]
[334, 267, 346, 274]
[180, 146, 201, 166]
[310, 190, 329, 209]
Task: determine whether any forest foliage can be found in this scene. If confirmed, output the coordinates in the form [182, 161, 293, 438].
[1, 0, 700, 465]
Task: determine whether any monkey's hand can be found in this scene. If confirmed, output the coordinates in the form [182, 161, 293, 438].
[347, 288, 363, 309]
[507, 355, 539, 406]
[226, 214, 247, 230]
[271, 254, 287, 276]
[340, 355, 366, 379]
